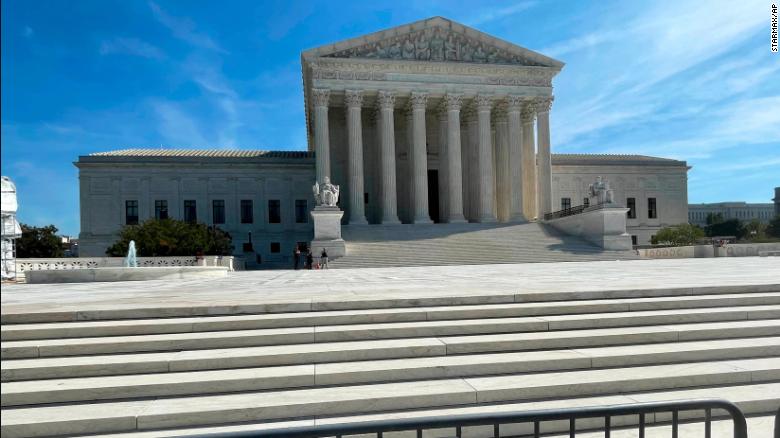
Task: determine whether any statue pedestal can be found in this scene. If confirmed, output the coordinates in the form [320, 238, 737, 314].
[310, 206, 346, 259]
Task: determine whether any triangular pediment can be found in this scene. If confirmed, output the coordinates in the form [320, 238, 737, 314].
[302, 16, 563, 68]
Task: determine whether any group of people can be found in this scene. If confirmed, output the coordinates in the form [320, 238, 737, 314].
[293, 245, 329, 270]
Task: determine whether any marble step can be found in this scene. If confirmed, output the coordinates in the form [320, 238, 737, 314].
[3, 337, 779, 406]
[4, 319, 779, 382]
[4, 305, 779, 359]
[2, 358, 777, 438]
[5, 283, 777, 324]
[5, 292, 778, 341]
[70, 383, 780, 438]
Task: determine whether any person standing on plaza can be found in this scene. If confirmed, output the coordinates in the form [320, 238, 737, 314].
[320, 248, 329, 269]
[293, 246, 301, 270]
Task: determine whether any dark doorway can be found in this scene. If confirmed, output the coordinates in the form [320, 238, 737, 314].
[427, 169, 440, 223]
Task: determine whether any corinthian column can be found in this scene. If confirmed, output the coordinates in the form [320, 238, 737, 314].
[476, 94, 497, 223]
[345, 90, 367, 224]
[409, 92, 432, 224]
[494, 104, 510, 222]
[312, 88, 331, 183]
[444, 94, 466, 223]
[437, 108, 448, 222]
[521, 103, 537, 220]
[507, 95, 526, 222]
[377, 90, 400, 224]
[536, 97, 554, 218]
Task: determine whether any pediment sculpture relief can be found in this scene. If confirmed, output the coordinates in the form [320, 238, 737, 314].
[324, 27, 544, 66]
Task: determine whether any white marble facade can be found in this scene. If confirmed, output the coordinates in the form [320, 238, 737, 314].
[303, 17, 562, 225]
[76, 17, 692, 259]
[551, 155, 690, 245]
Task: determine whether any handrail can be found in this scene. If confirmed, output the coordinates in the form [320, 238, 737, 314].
[190, 398, 748, 438]
[774, 405, 779, 438]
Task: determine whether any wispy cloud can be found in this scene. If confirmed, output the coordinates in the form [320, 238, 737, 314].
[466, 1, 536, 26]
[150, 100, 209, 146]
[99, 37, 166, 60]
[148, 1, 226, 53]
[22, 26, 34, 38]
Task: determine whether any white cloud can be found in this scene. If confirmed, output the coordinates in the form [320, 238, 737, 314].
[466, 1, 537, 26]
[99, 37, 166, 60]
[148, 1, 226, 53]
[151, 101, 208, 147]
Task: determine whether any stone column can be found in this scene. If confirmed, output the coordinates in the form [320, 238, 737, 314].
[536, 97, 554, 218]
[437, 108, 448, 223]
[521, 103, 537, 220]
[465, 108, 478, 221]
[507, 96, 526, 222]
[444, 94, 466, 223]
[409, 92, 432, 224]
[377, 90, 400, 224]
[312, 88, 331, 183]
[345, 90, 367, 225]
[494, 105, 510, 222]
[476, 95, 497, 223]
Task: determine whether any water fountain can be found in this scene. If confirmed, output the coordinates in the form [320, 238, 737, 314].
[124, 240, 138, 268]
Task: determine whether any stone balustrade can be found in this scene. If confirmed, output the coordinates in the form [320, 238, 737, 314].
[15, 256, 243, 279]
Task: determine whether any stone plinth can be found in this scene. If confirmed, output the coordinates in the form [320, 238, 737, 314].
[545, 205, 633, 251]
[311, 206, 346, 258]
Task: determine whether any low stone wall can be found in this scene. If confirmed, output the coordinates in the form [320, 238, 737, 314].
[638, 242, 780, 259]
[25, 266, 229, 284]
[15, 256, 243, 280]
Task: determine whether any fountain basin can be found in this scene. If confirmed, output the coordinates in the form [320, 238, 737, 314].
[25, 266, 228, 284]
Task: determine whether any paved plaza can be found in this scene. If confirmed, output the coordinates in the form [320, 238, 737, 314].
[2, 257, 778, 318]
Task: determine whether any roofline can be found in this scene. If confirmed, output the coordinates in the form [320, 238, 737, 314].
[301, 16, 564, 69]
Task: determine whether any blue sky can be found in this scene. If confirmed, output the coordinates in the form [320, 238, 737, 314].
[2, 0, 778, 236]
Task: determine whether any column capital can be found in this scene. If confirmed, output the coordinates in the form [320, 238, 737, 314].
[534, 96, 554, 114]
[493, 103, 508, 123]
[520, 103, 536, 123]
[377, 90, 396, 110]
[344, 89, 364, 108]
[312, 88, 331, 107]
[475, 94, 494, 112]
[444, 93, 463, 111]
[506, 95, 526, 112]
[409, 92, 429, 110]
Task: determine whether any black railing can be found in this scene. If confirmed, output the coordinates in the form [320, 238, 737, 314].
[191, 399, 750, 438]
[775, 406, 779, 438]
[544, 204, 588, 221]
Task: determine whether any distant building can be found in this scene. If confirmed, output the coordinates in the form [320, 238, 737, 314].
[688, 201, 775, 226]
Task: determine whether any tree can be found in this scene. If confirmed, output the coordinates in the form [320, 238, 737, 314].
[705, 212, 724, 226]
[106, 219, 233, 257]
[16, 224, 64, 258]
[653, 223, 705, 246]
[744, 219, 767, 240]
[767, 215, 780, 238]
[705, 218, 746, 239]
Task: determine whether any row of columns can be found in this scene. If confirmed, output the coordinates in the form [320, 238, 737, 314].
[311, 88, 554, 225]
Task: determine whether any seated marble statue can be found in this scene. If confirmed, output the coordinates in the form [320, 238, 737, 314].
[313, 177, 340, 207]
[587, 176, 615, 205]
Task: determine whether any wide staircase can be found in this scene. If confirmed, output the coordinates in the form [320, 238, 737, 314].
[2, 284, 780, 437]
[331, 222, 639, 268]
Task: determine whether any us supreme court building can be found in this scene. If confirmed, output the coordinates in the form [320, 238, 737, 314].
[76, 17, 689, 262]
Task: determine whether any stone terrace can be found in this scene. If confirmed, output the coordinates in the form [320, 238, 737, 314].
[1, 258, 779, 437]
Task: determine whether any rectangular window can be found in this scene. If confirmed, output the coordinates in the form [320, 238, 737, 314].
[268, 200, 281, 224]
[270, 242, 281, 253]
[184, 200, 197, 224]
[125, 200, 139, 225]
[154, 200, 168, 220]
[240, 200, 253, 224]
[627, 197, 637, 219]
[648, 197, 657, 219]
[561, 198, 571, 210]
[212, 200, 225, 224]
[631, 235, 638, 246]
[295, 199, 308, 223]
[583, 198, 590, 207]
